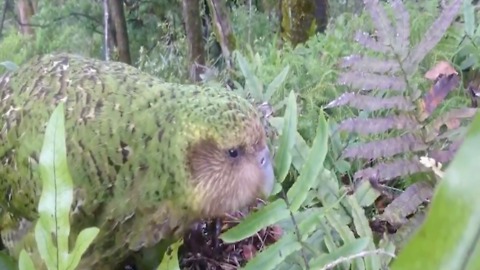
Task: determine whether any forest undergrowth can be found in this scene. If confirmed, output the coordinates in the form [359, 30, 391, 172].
[1, 0, 480, 269]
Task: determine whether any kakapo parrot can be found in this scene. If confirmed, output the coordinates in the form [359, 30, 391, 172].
[0, 53, 275, 269]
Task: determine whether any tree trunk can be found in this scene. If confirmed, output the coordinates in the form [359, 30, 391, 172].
[315, 0, 329, 33]
[109, 0, 131, 64]
[182, 0, 206, 82]
[280, 0, 329, 46]
[206, 0, 236, 71]
[0, 0, 10, 37]
[16, 0, 35, 36]
[103, 0, 110, 61]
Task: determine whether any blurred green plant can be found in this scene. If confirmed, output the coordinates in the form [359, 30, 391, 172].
[392, 107, 480, 270]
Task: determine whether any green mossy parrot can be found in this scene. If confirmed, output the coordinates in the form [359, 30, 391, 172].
[0, 53, 275, 269]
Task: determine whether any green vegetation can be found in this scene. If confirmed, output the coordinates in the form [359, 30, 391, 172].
[1, 0, 480, 269]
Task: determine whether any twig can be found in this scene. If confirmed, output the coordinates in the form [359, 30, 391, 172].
[8, 10, 102, 36]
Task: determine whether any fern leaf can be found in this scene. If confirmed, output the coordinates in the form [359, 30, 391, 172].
[364, 0, 396, 50]
[338, 115, 420, 135]
[378, 181, 434, 226]
[387, 207, 427, 251]
[338, 71, 406, 91]
[331, 0, 465, 184]
[354, 31, 390, 53]
[354, 159, 427, 182]
[340, 55, 401, 74]
[408, 0, 462, 71]
[391, 0, 410, 58]
[343, 134, 428, 160]
[418, 73, 460, 120]
[429, 140, 462, 163]
[424, 108, 477, 142]
[325, 92, 414, 111]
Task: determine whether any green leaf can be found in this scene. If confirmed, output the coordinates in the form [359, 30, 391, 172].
[29, 103, 98, 270]
[242, 209, 322, 270]
[18, 251, 34, 270]
[34, 217, 56, 268]
[325, 211, 365, 270]
[333, 159, 351, 174]
[36, 102, 73, 269]
[347, 196, 380, 270]
[66, 227, 100, 270]
[392, 111, 480, 270]
[156, 240, 182, 270]
[221, 199, 290, 243]
[463, 0, 475, 36]
[265, 65, 290, 101]
[242, 234, 302, 270]
[235, 51, 263, 101]
[353, 180, 381, 207]
[321, 221, 351, 270]
[378, 237, 396, 267]
[309, 238, 371, 269]
[0, 61, 19, 72]
[287, 110, 329, 212]
[274, 91, 297, 184]
[0, 251, 18, 270]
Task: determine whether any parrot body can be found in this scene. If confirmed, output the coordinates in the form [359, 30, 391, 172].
[0, 54, 274, 269]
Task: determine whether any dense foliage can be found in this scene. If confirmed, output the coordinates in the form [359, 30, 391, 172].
[1, 0, 480, 269]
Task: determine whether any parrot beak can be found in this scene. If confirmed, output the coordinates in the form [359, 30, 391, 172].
[258, 146, 275, 198]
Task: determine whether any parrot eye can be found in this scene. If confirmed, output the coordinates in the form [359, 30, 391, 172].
[227, 148, 239, 158]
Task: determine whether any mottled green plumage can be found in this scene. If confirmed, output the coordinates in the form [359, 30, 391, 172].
[0, 54, 274, 269]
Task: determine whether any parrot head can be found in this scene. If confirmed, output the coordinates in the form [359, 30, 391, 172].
[186, 111, 275, 218]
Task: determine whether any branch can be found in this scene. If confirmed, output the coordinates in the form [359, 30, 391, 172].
[11, 11, 103, 33]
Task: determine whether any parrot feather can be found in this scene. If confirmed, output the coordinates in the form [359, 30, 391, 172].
[0, 54, 275, 269]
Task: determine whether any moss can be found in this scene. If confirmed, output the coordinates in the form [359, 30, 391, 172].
[280, 0, 329, 46]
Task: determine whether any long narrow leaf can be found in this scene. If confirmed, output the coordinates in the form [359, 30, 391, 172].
[221, 199, 290, 243]
[347, 196, 380, 270]
[36, 103, 73, 269]
[235, 51, 263, 101]
[309, 238, 370, 269]
[242, 208, 322, 270]
[265, 65, 290, 101]
[274, 91, 297, 184]
[287, 110, 329, 211]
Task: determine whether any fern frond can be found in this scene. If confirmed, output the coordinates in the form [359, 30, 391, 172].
[340, 55, 401, 74]
[343, 134, 428, 160]
[353, 159, 428, 182]
[331, 0, 465, 181]
[429, 140, 462, 163]
[418, 73, 460, 120]
[338, 71, 407, 91]
[407, 0, 463, 72]
[424, 108, 478, 141]
[338, 115, 420, 135]
[378, 181, 434, 226]
[326, 92, 415, 112]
